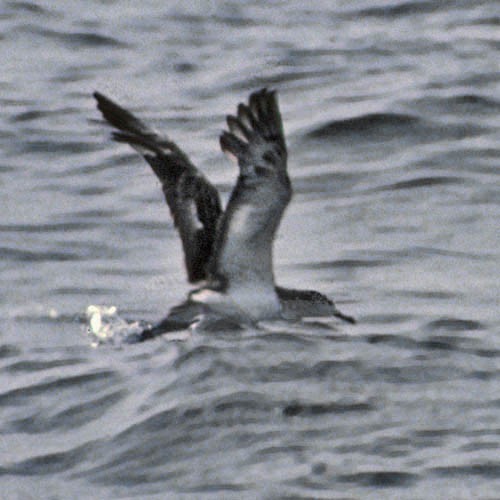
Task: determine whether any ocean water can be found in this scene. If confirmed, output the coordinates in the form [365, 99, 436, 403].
[1, 0, 499, 498]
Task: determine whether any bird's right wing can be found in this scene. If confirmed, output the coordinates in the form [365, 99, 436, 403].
[94, 92, 222, 283]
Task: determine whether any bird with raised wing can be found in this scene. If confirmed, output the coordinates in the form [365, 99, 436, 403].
[94, 89, 355, 341]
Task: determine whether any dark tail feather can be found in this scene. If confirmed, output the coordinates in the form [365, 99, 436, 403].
[333, 309, 356, 325]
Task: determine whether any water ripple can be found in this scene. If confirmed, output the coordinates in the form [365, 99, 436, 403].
[430, 462, 500, 479]
[338, 470, 419, 488]
[353, 0, 443, 18]
[1, 1, 499, 497]
[0, 370, 120, 406]
[283, 400, 374, 417]
[305, 112, 486, 144]
[0, 444, 91, 477]
[30, 27, 128, 48]
[306, 112, 420, 140]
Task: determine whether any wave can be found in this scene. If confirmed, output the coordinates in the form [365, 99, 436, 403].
[0, 246, 81, 262]
[446, 94, 500, 111]
[414, 93, 500, 115]
[26, 27, 127, 48]
[306, 112, 420, 140]
[0, 240, 120, 262]
[430, 462, 500, 479]
[0, 370, 119, 406]
[0, 445, 89, 477]
[10, 108, 79, 123]
[22, 139, 100, 155]
[6, 1, 51, 15]
[0, 222, 93, 233]
[375, 175, 466, 191]
[423, 317, 484, 333]
[352, 0, 444, 18]
[305, 111, 486, 145]
[337, 470, 419, 487]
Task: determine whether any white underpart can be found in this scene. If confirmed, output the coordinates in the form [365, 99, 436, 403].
[191, 285, 281, 321]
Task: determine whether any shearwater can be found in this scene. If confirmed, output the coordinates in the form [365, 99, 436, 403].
[94, 89, 355, 341]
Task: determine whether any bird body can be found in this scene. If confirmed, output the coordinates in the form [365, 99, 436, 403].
[94, 89, 354, 341]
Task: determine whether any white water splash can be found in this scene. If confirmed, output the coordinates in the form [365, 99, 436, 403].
[86, 305, 147, 346]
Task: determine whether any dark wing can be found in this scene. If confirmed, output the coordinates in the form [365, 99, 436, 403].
[209, 88, 292, 290]
[94, 92, 222, 283]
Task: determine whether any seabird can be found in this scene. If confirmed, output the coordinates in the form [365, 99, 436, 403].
[94, 88, 355, 341]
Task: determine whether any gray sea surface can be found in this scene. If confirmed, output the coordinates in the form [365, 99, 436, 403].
[1, 0, 499, 498]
